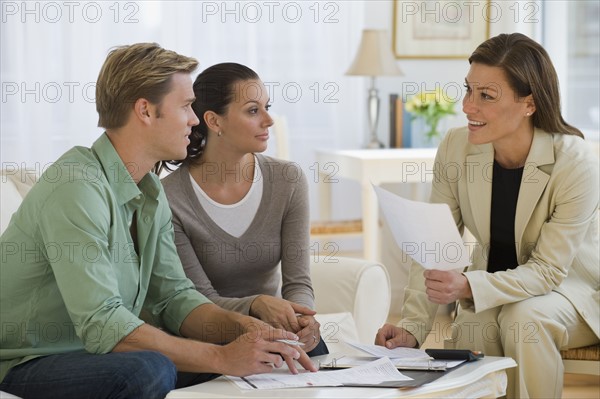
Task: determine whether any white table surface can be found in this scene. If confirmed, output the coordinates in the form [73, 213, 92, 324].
[315, 148, 438, 261]
[167, 355, 516, 398]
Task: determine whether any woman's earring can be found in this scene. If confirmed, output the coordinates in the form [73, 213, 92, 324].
[218, 131, 222, 137]
[526, 113, 531, 116]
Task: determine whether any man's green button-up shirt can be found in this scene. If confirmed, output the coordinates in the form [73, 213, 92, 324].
[0, 134, 211, 382]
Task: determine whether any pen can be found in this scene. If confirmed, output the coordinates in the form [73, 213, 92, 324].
[275, 339, 305, 346]
[241, 377, 258, 389]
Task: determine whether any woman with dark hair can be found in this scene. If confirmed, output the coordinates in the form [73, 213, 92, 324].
[376, 33, 599, 398]
[161, 63, 327, 356]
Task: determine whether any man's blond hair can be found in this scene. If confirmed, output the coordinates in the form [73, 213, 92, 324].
[96, 43, 198, 129]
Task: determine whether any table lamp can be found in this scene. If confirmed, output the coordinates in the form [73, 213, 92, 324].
[346, 29, 403, 148]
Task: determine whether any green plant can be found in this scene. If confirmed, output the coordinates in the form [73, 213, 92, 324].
[405, 89, 456, 141]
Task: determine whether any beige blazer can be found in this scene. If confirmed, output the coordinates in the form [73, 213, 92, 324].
[399, 127, 599, 345]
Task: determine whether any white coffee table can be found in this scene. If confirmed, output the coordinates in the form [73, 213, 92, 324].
[167, 355, 516, 398]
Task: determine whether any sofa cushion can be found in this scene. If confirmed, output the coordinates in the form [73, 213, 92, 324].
[0, 178, 22, 234]
[1, 169, 38, 234]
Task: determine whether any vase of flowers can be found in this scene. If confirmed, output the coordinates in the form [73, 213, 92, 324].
[405, 89, 456, 145]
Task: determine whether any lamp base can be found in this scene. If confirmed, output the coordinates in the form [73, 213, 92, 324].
[364, 79, 384, 149]
[365, 138, 385, 149]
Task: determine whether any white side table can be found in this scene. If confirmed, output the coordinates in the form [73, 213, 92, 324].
[315, 148, 437, 261]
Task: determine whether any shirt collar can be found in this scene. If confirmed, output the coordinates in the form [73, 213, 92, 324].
[91, 133, 161, 205]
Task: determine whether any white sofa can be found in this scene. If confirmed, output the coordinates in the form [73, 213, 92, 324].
[0, 168, 391, 355]
[0, 168, 37, 233]
[311, 257, 390, 351]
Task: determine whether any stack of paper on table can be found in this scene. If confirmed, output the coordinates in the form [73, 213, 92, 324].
[228, 357, 411, 390]
[227, 342, 467, 390]
[328, 342, 465, 371]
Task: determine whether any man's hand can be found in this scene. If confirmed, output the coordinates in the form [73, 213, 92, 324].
[374, 324, 417, 349]
[249, 296, 315, 333]
[115, 304, 317, 376]
[215, 328, 318, 377]
[423, 270, 472, 304]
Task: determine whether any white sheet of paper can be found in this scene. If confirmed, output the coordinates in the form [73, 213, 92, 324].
[373, 184, 470, 270]
[346, 341, 430, 360]
[391, 359, 465, 369]
[331, 356, 465, 370]
[228, 357, 412, 390]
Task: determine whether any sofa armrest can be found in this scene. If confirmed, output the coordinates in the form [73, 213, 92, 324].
[310, 256, 391, 345]
[1, 168, 37, 234]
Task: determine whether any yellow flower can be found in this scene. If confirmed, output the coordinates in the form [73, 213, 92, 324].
[405, 89, 456, 141]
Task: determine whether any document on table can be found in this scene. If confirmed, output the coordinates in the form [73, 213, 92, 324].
[346, 341, 430, 360]
[373, 184, 470, 270]
[228, 357, 412, 390]
[335, 343, 465, 370]
[323, 356, 464, 371]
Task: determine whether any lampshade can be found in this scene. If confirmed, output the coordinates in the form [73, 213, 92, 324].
[346, 29, 403, 76]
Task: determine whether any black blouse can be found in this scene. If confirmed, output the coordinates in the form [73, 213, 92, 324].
[488, 160, 524, 273]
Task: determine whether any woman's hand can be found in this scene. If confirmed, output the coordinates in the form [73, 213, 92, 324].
[423, 270, 472, 304]
[295, 315, 321, 352]
[249, 295, 316, 333]
[374, 324, 418, 349]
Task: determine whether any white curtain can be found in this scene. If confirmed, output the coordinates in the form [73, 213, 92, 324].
[1, 1, 367, 169]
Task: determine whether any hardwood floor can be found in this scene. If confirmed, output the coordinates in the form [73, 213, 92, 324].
[563, 374, 600, 399]
[386, 313, 599, 398]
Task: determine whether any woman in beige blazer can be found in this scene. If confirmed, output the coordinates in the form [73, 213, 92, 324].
[376, 33, 599, 398]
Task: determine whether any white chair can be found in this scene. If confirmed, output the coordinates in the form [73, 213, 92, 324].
[561, 345, 600, 375]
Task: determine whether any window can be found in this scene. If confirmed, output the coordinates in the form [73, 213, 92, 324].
[545, 1, 600, 139]
[566, 1, 599, 136]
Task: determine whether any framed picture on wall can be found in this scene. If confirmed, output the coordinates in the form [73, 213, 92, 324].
[393, 0, 491, 59]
